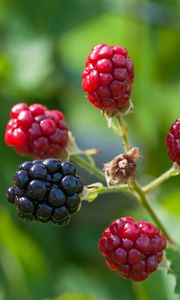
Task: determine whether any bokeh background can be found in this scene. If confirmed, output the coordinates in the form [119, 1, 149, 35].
[0, 0, 180, 299]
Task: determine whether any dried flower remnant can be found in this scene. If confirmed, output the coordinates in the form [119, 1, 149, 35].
[104, 148, 139, 186]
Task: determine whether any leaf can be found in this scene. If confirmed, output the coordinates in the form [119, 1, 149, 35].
[166, 247, 180, 294]
[46, 293, 99, 300]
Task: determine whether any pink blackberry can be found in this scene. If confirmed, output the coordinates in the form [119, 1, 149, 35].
[98, 217, 166, 282]
[82, 43, 134, 114]
[165, 118, 180, 165]
[5, 103, 69, 158]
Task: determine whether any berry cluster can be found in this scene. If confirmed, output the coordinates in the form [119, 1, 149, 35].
[4, 42, 177, 284]
[82, 43, 134, 114]
[7, 158, 84, 226]
[165, 118, 180, 165]
[99, 217, 166, 281]
[5, 103, 68, 158]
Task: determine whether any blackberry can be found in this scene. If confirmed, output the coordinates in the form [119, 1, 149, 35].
[43, 158, 61, 173]
[76, 176, 84, 193]
[5, 103, 69, 158]
[82, 43, 134, 114]
[51, 172, 63, 183]
[61, 175, 79, 195]
[98, 217, 166, 282]
[61, 161, 77, 176]
[13, 170, 29, 188]
[16, 197, 34, 214]
[7, 158, 84, 226]
[52, 206, 70, 225]
[35, 203, 53, 222]
[165, 118, 180, 165]
[27, 180, 47, 200]
[7, 187, 15, 203]
[48, 187, 65, 206]
[29, 164, 47, 179]
[20, 161, 33, 171]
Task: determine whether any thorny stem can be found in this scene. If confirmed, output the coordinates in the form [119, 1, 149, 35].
[71, 154, 106, 182]
[142, 163, 180, 193]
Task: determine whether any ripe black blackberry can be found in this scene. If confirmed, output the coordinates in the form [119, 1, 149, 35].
[7, 158, 84, 226]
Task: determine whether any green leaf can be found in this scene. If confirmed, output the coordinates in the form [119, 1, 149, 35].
[46, 293, 99, 300]
[166, 247, 180, 294]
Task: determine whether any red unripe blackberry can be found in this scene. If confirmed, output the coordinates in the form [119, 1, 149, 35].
[165, 118, 180, 165]
[5, 103, 69, 158]
[7, 159, 84, 226]
[82, 43, 134, 114]
[98, 217, 166, 282]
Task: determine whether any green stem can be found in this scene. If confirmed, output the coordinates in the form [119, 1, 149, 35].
[114, 113, 175, 244]
[71, 155, 106, 182]
[83, 183, 134, 203]
[98, 185, 133, 196]
[116, 114, 131, 152]
[142, 164, 180, 193]
[132, 180, 174, 244]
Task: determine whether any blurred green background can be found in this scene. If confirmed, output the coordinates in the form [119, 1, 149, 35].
[0, 0, 180, 299]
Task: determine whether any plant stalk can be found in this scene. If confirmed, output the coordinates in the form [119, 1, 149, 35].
[116, 114, 131, 152]
[71, 155, 106, 182]
[115, 113, 175, 244]
[98, 185, 133, 196]
[142, 164, 180, 193]
[132, 180, 174, 244]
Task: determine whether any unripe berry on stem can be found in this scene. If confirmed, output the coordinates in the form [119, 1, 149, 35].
[5, 103, 69, 158]
[165, 118, 180, 165]
[99, 217, 166, 281]
[82, 43, 134, 115]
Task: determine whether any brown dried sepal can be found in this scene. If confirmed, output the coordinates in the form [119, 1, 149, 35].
[104, 148, 139, 186]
